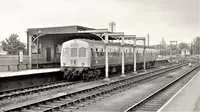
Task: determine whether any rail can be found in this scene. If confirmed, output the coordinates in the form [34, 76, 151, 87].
[124, 64, 199, 112]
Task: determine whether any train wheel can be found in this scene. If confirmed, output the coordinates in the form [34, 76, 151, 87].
[63, 71, 69, 79]
[82, 71, 89, 81]
[94, 69, 101, 80]
[88, 70, 94, 81]
[64, 70, 74, 81]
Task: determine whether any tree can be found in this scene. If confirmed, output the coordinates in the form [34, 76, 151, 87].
[179, 42, 189, 50]
[193, 36, 200, 55]
[1, 34, 27, 55]
[178, 42, 189, 54]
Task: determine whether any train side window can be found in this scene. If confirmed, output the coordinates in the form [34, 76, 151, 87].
[95, 48, 98, 57]
[109, 48, 112, 57]
[91, 48, 94, 57]
[79, 47, 86, 57]
[118, 48, 120, 56]
[109, 51, 112, 57]
[113, 49, 116, 57]
[125, 49, 128, 57]
[129, 52, 132, 57]
[141, 50, 144, 56]
[101, 49, 104, 56]
[63, 48, 69, 57]
[129, 48, 132, 56]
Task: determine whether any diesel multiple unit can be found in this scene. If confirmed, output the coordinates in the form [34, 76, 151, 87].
[60, 39, 157, 81]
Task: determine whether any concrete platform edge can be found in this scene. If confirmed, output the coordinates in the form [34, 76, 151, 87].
[157, 70, 200, 112]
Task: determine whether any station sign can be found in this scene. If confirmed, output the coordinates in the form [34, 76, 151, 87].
[19, 50, 23, 63]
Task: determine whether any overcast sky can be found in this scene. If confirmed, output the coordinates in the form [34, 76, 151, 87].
[0, 0, 199, 45]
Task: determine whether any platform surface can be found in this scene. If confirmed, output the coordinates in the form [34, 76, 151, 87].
[0, 68, 60, 78]
[159, 71, 200, 112]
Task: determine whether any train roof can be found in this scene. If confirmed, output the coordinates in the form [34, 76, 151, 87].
[64, 39, 156, 49]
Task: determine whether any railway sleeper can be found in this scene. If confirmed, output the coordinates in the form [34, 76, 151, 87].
[75, 103, 85, 107]
[22, 110, 42, 112]
[137, 107, 158, 111]
[65, 106, 79, 110]
[143, 103, 162, 107]
[60, 98, 72, 102]
[56, 108, 72, 112]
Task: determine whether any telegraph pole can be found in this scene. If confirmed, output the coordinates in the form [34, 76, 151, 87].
[170, 41, 178, 61]
[147, 34, 149, 46]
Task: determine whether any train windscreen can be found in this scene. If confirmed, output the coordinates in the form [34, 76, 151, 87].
[63, 48, 69, 57]
[79, 47, 86, 57]
[71, 48, 78, 57]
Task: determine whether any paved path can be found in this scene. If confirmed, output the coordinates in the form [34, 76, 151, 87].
[159, 71, 200, 112]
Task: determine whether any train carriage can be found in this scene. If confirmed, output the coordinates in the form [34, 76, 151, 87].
[60, 39, 157, 81]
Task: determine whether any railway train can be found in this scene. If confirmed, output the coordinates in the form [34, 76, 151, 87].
[60, 39, 157, 81]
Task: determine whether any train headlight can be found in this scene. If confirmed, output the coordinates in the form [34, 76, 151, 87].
[63, 62, 66, 66]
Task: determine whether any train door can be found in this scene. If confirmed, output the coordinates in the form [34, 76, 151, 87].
[91, 48, 94, 65]
[46, 47, 51, 61]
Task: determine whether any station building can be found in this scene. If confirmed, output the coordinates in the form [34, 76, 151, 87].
[181, 48, 190, 57]
[27, 25, 104, 68]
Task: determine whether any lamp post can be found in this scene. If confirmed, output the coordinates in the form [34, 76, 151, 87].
[135, 37, 146, 71]
[32, 30, 44, 69]
[123, 36, 146, 73]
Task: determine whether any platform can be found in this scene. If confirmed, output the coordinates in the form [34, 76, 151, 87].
[0, 68, 60, 78]
[158, 71, 200, 112]
[0, 68, 62, 91]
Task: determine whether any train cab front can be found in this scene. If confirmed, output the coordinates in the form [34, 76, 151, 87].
[60, 39, 91, 80]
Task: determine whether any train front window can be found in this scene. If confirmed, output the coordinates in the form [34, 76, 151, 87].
[63, 48, 69, 57]
[79, 47, 86, 57]
[71, 48, 77, 57]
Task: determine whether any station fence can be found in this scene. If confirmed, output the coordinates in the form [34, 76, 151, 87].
[0, 55, 60, 72]
[0, 55, 29, 72]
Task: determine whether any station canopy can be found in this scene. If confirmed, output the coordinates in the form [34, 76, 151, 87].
[27, 25, 116, 40]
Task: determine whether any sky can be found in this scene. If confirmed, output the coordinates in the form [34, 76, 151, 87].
[0, 0, 199, 45]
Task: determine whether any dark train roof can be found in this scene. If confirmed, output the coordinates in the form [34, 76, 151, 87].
[68, 39, 156, 49]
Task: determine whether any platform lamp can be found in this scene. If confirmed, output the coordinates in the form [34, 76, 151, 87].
[32, 30, 45, 69]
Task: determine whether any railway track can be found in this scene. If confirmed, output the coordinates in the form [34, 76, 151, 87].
[3, 63, 188, 112]
[0, 80, 80, 100]
[124, 64, 199, 112]
[0, 61, 175, 101]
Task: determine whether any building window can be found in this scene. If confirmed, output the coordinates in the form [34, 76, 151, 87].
[56, 44, 62, 53]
